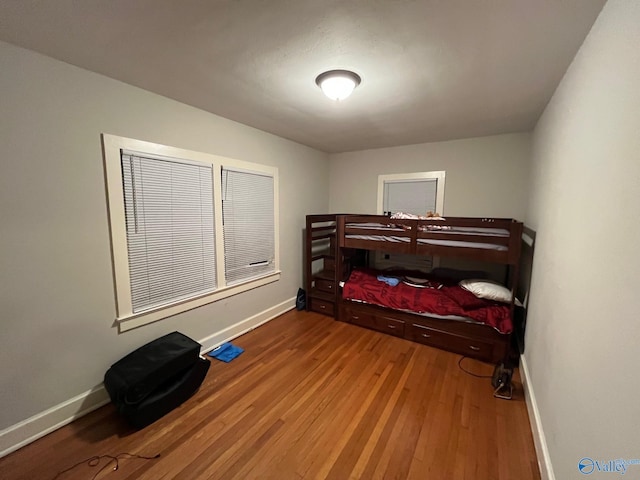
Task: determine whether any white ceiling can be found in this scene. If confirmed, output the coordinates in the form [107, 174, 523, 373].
[0, 0, 606, 153]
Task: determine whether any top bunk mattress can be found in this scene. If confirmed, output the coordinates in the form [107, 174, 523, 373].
[344, 222, 510, 251]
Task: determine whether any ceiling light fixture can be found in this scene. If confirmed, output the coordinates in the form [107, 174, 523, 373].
[315, 70, 361, 101]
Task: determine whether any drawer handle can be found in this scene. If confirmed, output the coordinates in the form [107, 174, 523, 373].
[421, 333, 431, 338]
[327, 284, 333, 289]
[469, 345, 480, 351]
[387, 324, 396, 329]
[319, 305, 325, 309]
[352, 315, 359, 320]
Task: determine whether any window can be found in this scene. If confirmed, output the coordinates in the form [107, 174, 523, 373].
[375, 171, 446, 270]
[377, 171, 445, 216]
[103, 134, 279, 331]
[222, 168, 275, 285]
[122, 152, 217, 312]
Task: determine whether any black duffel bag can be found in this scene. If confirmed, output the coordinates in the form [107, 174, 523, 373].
[104, 331, 209, 427]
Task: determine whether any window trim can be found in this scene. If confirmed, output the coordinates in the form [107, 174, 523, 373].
[102, 134, 280, 332]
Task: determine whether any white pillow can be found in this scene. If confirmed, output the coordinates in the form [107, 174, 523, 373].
[459, 279, 517, 304]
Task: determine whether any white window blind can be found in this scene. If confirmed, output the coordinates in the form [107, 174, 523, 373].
[383, 178, 438, 216]
[222, 168, 275, 285]
[121, 152, 216, 312]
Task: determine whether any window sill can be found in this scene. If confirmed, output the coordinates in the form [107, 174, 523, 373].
[116, 271, 281, 332]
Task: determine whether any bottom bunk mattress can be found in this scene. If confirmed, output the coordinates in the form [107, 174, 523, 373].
[341, 269, 513, 334]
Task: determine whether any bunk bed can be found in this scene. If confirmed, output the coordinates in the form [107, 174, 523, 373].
[335, 214, 528, 364]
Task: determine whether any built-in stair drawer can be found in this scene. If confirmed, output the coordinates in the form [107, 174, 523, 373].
[408, 323, 494, 360]
[315, 278, 335, 294]
[309, 298, 335, 316]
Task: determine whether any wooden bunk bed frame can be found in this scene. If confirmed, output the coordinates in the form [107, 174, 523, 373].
[335, 214, 526, 364]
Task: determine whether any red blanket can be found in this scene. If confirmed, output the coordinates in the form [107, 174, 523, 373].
[342, 269, 513, 334]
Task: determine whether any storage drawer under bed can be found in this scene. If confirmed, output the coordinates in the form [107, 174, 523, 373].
[407, 323, 494, 361]
[376, 315, 405, 338]
[342, 307, 405, 338]
[339, 301, 508, 364]
[342, 308, 376, 329]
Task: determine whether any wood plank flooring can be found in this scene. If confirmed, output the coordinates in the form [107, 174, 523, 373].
[0, 310, 540, 480]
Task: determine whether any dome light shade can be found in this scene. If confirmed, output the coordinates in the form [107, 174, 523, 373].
[315, 70, 361, 101]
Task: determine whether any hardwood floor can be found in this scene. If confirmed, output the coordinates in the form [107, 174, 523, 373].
[0, 310, 540, 480]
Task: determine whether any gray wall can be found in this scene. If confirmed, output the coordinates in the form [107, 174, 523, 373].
[328, 133, 531, 219]
[0, 41, 329, 430]
[524, 1, 640, 478]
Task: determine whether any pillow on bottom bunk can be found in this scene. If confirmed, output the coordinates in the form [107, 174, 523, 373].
[459, 279, 516, 304]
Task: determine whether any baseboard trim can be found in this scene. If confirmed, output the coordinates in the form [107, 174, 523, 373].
[0, 386, 111, 458]
[0, 297, 295, 458]
[520, 354, 555, 480]
[199, 297, 295, 353]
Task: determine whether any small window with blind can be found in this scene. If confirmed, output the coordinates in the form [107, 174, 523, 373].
[378, 171, 445, 216]
[103, 134, 280, 331]
[375, 171, 445, 271]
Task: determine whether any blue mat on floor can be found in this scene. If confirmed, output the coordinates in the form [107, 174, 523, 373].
[208, 342, 244, 363]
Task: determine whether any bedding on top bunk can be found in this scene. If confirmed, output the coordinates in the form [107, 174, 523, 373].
[344, 216, 510, 251]
[342, 269, 513, 334]
[344, 231, 508, 250]
[345, 222, 510, 236]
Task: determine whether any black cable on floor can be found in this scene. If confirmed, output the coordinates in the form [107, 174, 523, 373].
[52, 452, 160, 480]
[458, 356, 493, 378]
